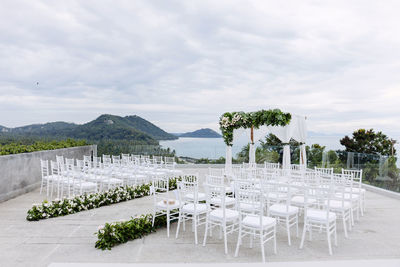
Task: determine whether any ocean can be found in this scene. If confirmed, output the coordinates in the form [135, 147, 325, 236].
[160, 135, 345, 159]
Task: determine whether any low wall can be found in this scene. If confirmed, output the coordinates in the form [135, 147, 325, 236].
[0, 145, 97, 202]
[363, 183, 400, 200]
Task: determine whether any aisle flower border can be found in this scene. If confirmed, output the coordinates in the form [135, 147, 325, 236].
[26, 177, 181, 221]
[95, 213, 173, 250]
[219, 109, 292, 146]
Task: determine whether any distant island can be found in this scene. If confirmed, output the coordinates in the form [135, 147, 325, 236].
[173, 128, 222, 138]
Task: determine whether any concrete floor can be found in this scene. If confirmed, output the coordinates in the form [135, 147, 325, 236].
[1, 167, 400, 267]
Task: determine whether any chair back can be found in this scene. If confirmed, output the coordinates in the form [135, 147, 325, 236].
[56, 155, 64, 165]
[342, 169, 362, 189]
[40, 159, 49, 178]
[264, 162, 280, 169]
[177, 175, 199, 204]
[235, 179, 263, 215]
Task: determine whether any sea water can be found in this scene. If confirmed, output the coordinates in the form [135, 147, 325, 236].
[160, 135, 345, 159]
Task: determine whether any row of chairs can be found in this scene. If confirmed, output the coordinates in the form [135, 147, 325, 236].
[151, 166, 365, 262]
[39, 154, 182, 199]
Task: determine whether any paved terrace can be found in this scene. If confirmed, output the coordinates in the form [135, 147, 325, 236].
[1, 167, 400, 266]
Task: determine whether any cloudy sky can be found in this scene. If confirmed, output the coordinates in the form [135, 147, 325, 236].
[1, 0, 400, 137]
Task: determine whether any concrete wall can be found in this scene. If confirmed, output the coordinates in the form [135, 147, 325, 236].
[0, 145, 97, 202]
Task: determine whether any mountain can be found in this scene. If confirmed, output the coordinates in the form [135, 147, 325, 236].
[0, 114, 177, 143]
[10, 122, 78, 136]
[123, 115, 176, 140]
[179, 128, 222, 138]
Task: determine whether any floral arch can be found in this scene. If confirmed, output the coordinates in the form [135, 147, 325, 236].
[219, 109, 307, 173]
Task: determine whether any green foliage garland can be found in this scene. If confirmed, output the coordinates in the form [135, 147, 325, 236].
[219, 109, 292, 146]
[95, 213, 170, 250]
[26, 177, 181, 221]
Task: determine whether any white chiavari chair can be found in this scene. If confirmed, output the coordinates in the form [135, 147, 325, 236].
[151, 175, 180, 237]
[203, 182, 239, 254]
[235, 179, 277, 262]
[175, 176, 208, 244]
[299, 181, 337, 255]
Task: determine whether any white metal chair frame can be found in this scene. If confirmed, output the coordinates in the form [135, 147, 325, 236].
[151, 176, 180, 237]
[234, 179, 277, 262]
[299, 183, 338, 255]
[203, 183, 239, 254]
[175, 175, 207, 244]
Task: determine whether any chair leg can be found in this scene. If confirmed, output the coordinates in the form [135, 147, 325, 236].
[234, 225, 242, 257]
[360, 199, 364, 216]
[194, 215, 198, 245]
[327, 223, 332, 255]
[300, 223, 307, 249]
[176, 212, 182, 239]
[223, 225, 228, 254]
[167, 210, 170, 237]
[202, 217, 208, 246]
[334, 223, 338, 247]
[286, 216, 291, 246]
[260, 234, 265, 263]
[152, 210, 156, 227]
[342, 212, 348, 238]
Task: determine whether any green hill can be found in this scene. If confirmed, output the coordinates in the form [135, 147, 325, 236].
[0, 114, 177, 144]
[124, 115, 175, 140]
[10, 122, 78, 136]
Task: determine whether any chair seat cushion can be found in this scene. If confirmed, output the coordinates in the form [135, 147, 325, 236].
[182, 203, 207, 214]
[266, 192, 287, 200]
[43, 175, 57, 180]
[306, 209, 336, 222]
[291, 196, 317, 205]
[327, 200, 351, 210]
[238, 202, 262, 212]
[345, 187, 366, 194]
[335, 193, 359, 200]
[185, 192, 206, 202]
[225, 186, 233, 193]
[209, 208, 239, 222]
[210, 196, 235, 206]
[76, 181, 97, 188]
[242, 214, 276, 228]
[269, 204, 299, 216]
[156, 199, 181, 210]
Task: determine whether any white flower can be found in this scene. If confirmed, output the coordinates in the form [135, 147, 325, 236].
[98, 225, 104, 231]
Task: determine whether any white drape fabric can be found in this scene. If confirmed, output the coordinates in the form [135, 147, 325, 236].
[300, 144, 307, 166]
[249, 143, 256, 164]
[225, 146, 232, 174]
[282, 145, 291, 174]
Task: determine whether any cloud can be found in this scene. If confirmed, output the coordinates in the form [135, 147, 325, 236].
[1, 0, 400, 139]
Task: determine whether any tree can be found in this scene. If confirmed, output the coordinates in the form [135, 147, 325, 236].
[340, 129, 396, 156]
[308, 144, 326, 167]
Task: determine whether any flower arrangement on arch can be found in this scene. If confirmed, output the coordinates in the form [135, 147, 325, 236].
[219, 109, 292, 146]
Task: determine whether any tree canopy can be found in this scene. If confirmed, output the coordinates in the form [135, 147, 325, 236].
[340, 129, 396, 156]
